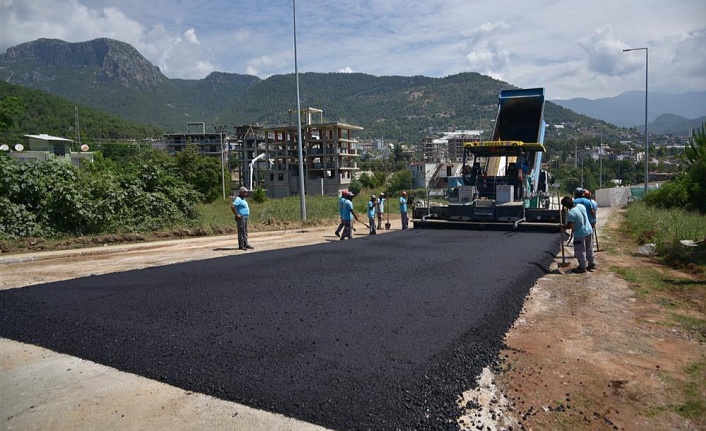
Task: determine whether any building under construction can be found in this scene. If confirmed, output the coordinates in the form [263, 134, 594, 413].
[261, 108, 362, 198]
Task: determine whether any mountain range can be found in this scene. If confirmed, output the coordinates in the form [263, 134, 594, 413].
[0, 38, 606, 143]
[552, 91, 706, 134]
[3, 38, 702, 140]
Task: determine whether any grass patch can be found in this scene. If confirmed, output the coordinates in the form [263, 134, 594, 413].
[677, 360, 706, 420]
[623, 201, 706, 272]
[195, 194, 341, 232]
[1, 194, 344, 254]
[610, 266, 669, 296]
[660, 359, 706, 422]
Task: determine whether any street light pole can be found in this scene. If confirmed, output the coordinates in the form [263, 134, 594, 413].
[580, 152, 584, 188]
[293, 0, 306, 220]
[623, 47, 649, 196]
[599, 133, 603, 189]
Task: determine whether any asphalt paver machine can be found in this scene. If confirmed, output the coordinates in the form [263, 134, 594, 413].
[413, 88, 560, 231]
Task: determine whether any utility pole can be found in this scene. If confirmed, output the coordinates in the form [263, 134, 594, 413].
[74, 107, 81, 147]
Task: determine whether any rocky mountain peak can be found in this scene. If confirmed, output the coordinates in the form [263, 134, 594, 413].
[3, 38, 166, 88]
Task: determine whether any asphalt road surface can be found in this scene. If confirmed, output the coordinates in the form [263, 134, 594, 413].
[0, 228, 559, 430]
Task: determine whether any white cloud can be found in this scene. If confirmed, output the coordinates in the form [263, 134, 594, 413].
[577, 26, 635, 76]
[184, 29, 200, 45]
[155, 30, 214, 79]
[245, 53, 290, 78]
[1, 0, 704, 99]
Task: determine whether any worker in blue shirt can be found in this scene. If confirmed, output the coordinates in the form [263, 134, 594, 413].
[560, 195, 594, 273]
[399, 191, 409, 230]
[230, 187, 253, 250]
[376, 193, 386, 230]
[334, 189, 348, 237]
[340, 191, 360, 240]
[582, 189, 598, 228]
[573, 188, 597, 251]
[367, 194, 377, 235]
[573, 188, 596, 226]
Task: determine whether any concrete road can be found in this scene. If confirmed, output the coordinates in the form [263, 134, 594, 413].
[1, 227, 559, 430]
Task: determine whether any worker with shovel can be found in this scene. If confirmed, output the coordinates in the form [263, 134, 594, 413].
[399, 191, 409, 230]
[367, 194, 377, 235]
[376, 193, 386, 230]
[584, 189, 599, 251]
[334, 189, 348, 237]
[560, 196, 594, 273]
[340, 191, 361, 240]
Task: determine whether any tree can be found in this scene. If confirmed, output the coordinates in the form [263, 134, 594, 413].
[644, 123, 706, 213]
[684, 124, 706, 166]
[174, 145, 222, 202]
[387, 169, 413, 193]
[0, 96, 26, 133]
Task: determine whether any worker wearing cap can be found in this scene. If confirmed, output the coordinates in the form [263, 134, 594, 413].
[231, 187, 253, 250]
[573, 188, 596, 253]
[583, 189, 598, 229]
[334, 189, 348, 237]
[340, 191, 360, 240]
[573, 188, 595, 221]
[399, 191, 409, 230]
[367, 195, 377, 235]
[560, 195, 594, 273]
[376, 193, 385, 230]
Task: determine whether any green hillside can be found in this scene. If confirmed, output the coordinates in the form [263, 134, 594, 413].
[0, 38, 599, 143]
[0, 81, 164, 147]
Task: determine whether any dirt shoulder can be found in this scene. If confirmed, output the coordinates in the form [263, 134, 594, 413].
[472, 208, 705, 431]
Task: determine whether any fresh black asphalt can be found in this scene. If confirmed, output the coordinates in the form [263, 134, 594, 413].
[0, 228, 559, 430]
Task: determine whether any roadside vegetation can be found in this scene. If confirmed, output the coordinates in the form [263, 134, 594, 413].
[607, 232, 706, 426]
[622, 124, 706, 271]
[608, 124, 706, 426]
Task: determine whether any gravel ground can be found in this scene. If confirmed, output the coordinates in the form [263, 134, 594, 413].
[0, 228, 559, 430]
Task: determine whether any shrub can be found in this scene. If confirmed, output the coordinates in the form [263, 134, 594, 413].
[251, 187, 267, 204]
[0, 153, 201, 239]
[348, 179, 362, 196]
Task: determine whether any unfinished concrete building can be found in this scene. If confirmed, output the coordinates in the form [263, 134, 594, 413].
[231, 125, 268, 190]
[162, 122, 225, 157]
[263, 108, 362, 198]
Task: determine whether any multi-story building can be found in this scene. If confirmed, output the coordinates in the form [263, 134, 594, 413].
[162, 122, 226, 157]
[422, 130, 482, 163]
[262, 108, 362, 198]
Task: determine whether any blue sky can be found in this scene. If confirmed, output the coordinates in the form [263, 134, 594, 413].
[1, 0, 704, 100]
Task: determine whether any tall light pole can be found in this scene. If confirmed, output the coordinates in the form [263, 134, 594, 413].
[580, 150, 584, 188]
[292, 0, 307, 220]
[623, 47, 649, 196]
[599, 136, 603, 189]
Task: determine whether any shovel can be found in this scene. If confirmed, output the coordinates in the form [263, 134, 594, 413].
[355, 216, 370, 230]
[594, 224, 601, 252]
[385, 205, 391, 230]
[558, 196, 571, 273]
